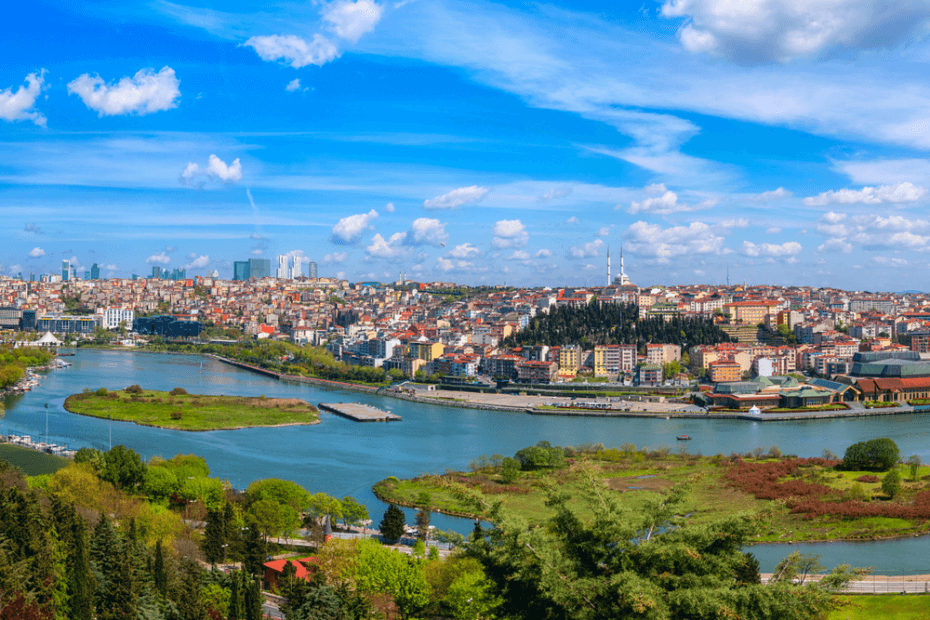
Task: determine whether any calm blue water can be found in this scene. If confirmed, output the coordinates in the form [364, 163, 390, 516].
[5, 349, 930, 572]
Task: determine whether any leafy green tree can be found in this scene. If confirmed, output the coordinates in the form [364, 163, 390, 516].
[250, 499, 287, 543]
[245, 478, 312, 513]
[500, 457, 520, 483]
[379, 504, 406, 545]
[514, 441, 565, 470]
[143, 467, 179, 499]
[908, 455, 922, 481]
[242, 526, 265, 577]
[339, 496, 369, 528]
[415, 508, 431, 541]
[841, 438, 900, 471]
[305, 492, 344, 523]
[463, 466, 866, 620]
[99, 445, 147, 491]
[882, 468, 902, 499]
[356, 539, 430, 619]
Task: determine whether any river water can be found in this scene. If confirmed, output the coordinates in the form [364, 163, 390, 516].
[4, 349, 930, 572]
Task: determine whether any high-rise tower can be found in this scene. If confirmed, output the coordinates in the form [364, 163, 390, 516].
[607, 247, 611, 287]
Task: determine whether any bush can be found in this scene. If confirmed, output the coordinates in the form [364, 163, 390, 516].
[170, 411, 183, 420]
[125, 384, 143, 394]
[169, 387, 188, 396]
[882, 469, 902, 499]
[856, 475, 879, 483]
[840, 438, 900, 472]
[95, 387, 108, 396]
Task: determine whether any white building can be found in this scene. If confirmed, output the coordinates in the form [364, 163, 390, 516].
[290, 256, 302, 279]
[100, 307, 135, 330]
[276, 255, 288, 279]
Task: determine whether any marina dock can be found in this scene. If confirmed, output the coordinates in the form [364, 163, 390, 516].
[318, 402, 402, 422]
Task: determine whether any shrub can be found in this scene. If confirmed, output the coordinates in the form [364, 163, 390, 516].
[856, 475, 879, 483]
[768, 445, 782, 458]
[95, 387, 108, 396]
[126, 384, 143, 394]
[882, 469, 902, 499]
[840, 438, 900, 472]
[170, 411, 183, 420]
[169, 387, 188, 396]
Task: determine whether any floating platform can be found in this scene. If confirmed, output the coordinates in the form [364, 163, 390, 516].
[318, 402, 402, 422]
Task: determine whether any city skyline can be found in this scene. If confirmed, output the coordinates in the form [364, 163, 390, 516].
[4, 1, 930, 289]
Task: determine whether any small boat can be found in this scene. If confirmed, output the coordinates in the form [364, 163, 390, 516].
[676, 435, 692, 441]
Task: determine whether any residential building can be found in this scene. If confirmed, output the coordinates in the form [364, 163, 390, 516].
[307, 261, 318, 279]
[593, 344, 636, 377]
[517, 360, 558, 383]
[100, 307, 135, 330]
[709, 360, 741, 383]
[559, 345, 581, 376]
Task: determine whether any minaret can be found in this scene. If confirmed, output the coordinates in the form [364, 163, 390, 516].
[607, 246, 610, 286]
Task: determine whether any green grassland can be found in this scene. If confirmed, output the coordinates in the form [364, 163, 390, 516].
[828, 595, 930, 619]
[64, 388, 320, 431]
[374, 453, 930, 544]
[0, 443, 70, 476]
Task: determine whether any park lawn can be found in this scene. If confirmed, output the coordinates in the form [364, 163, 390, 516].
[64, 389, 320, 431]
[828, 595, 930, 619]
[0, 443, 70, 476]
[376, 454, 930, 544]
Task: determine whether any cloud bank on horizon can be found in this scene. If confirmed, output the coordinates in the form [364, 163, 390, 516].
[3, 0, 930, 290]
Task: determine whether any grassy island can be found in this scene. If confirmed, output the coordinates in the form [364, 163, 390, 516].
[64, 386, 320, 431]
[374, 441, 930, 544]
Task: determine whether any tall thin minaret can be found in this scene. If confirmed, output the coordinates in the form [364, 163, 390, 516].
[607, 245, 610, 286]
[620, 246, 625, 278]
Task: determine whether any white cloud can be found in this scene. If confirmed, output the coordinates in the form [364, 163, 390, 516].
[286, 79, 302, 92]
[719, 218, 749, 228]
[627, 189, 680, 214]
[535, 249, 553, 258]
[24, 223, 42, 235]
[27, 247, 45, 258]
[872, 256, 911, 268]
[435, 257, 486, 273]
[751, 187, 792, 201]
[740, 240, 802, 257]
[566, 216, 578, 224]
[146, 252, 171, 265]
[835, 159, 930, 185]
[0, 71, 46, 127]
[661, 0, 930, 62]
[568, 239, 605, 259]
[384, 202, 395, 212]
[185, 255, 210, 269]
[507, 250, 531, 261]
[366, 232, 407, 258]
[538, 187, 572, 202]
[243, 34, 340, 68]
[623, 221, 727, 262]
[406, 217, 447, 246]
[324, 252, 349, 263]
[331, 209, 378, 244]
[766, 227, 783, 234]
[803, 182, 927, 206]
[491, 219, 529, 248]
[596, 226, 611, 237]
[67, 67, 180, 116]
[423, 185, 489, 210]
[817, 238, 853, 254]
[323, 0, 384, 43]
[180, 155, 243, 187]
[448, 243, 480, 258]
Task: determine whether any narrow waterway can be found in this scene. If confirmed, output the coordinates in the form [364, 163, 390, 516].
[4, 349, 930, 572]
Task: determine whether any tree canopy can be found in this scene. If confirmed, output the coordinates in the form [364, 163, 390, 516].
[841, 438, 900, 472]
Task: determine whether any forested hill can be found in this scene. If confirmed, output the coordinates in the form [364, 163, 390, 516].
[503, 303, 735, 350]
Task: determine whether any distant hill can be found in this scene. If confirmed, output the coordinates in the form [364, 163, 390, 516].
[503, 303, 736, 350]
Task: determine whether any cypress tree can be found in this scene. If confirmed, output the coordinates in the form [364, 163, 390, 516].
[243, 575, 263, 620]
[228, 569, 241, 620]
[243, 526, 265, 577]
[378, 504, 406, 544]
[69, 519, 95, 620]
[153, 539, 167, 597]
[203, 509, 225, 566]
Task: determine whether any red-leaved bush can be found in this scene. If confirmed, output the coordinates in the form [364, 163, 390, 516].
[856, 475, 879, 483]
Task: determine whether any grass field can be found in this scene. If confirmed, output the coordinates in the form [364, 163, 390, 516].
[828, 595, 930, 619]
[0, 443, 70, 476]
[374, 452, 930, 544]
[64, 388, 320, 431]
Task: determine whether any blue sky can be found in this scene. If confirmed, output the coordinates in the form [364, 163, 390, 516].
[4, 0, 930, 289]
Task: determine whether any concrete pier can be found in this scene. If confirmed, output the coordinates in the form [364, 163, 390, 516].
[318, 402, 402, 422]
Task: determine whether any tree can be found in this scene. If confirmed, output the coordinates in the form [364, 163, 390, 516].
[462, 465, 866, 620]
[500, 457, 520, 484]
[242, 526, 265, 577]
[514, 441, 565, 471]
[99, 445, 147, 491]
[153, 539, 167, 597]
[379, 504, 406, 545]
[227, 570, 241, 620]
[356, 539, 429, 620]
[908, 455, 922, 482]
[340, 496, 369, 528]
[203, 508, 227, 566]
[243, 576, 263, 620]
[415, 508, 431, 541]
[841, 438, 900, 471]
[882, 468, 902, 499]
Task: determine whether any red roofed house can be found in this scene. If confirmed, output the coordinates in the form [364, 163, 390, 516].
[262, 557, 317, 591]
